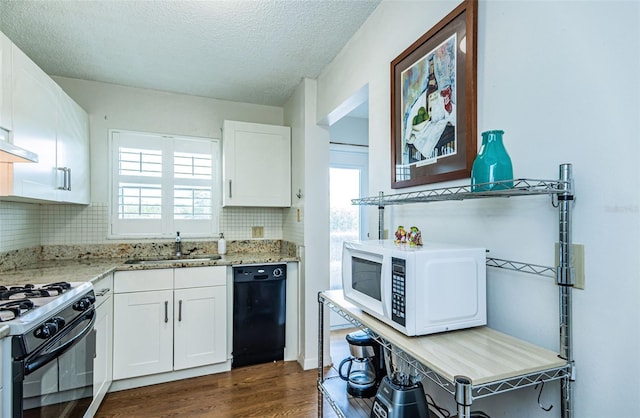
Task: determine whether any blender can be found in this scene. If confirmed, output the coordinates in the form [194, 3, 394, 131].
[370, 347, 431, 418]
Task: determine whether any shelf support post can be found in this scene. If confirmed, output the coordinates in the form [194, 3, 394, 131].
[317, 292, 324, 418]
[455, 375, 473, 418]
[378, 191, 385, 239]
[557, 163, 575, 418]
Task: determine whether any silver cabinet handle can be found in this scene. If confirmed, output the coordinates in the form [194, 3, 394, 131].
[57, 167, 72, 191]
[178, 300, 183, 322]
[96, 288, 111, 297]
[164, 301, 169, 323]
[57, 167, 67, 190]
[229, 179, 232, 198]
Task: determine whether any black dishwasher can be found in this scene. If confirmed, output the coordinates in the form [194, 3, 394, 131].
[232, 264, 286, 367]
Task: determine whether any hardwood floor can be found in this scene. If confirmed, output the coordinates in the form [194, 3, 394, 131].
[96, 329, 355, 418]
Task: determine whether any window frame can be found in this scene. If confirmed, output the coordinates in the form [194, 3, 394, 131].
[109, 129, 220, 239]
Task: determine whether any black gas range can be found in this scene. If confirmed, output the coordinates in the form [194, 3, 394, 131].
[0, 281, 96, 418]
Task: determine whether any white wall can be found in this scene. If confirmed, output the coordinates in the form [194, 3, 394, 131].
[284, 78, 331, 369]
[46, 77, 286, 243]
[53, 77, 283, 204]
[316, 1, 640, 417]
[330, 116, 368, 146]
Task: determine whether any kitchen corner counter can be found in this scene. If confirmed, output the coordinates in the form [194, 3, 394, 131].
[0, 259, 122, 287]
[0, 253, 299, 287]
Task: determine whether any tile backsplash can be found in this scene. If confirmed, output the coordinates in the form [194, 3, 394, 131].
[0, 201, 285, 252]
[0, 202, 41, 251]
[41, 202, 110, 245]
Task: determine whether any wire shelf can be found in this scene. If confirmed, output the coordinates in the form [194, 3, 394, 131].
[486, 257, 556, 279]
[320, 293, 569, 400]
[351, 179, 570, 206]
[472, 366, 569, 399]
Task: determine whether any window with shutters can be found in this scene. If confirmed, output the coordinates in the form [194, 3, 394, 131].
[110, 130, 220, 238]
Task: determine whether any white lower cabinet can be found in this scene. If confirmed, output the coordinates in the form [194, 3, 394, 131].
[113, 289, 174, 379]
[113, 266, 227, 381]
[173, 286, 227, 370]
[88, 273, 113, 416]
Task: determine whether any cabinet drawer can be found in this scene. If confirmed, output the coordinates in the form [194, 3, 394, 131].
[93, 273, 114, 307]
[114, 269, 173, 293]
[174, 266, 226, 289]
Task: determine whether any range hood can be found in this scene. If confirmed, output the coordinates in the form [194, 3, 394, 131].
[0, 128, 38, 163]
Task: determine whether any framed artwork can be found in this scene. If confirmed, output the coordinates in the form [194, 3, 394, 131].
[390, 0, 478, 189]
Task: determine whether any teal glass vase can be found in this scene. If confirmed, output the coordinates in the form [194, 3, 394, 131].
[470, 130, 513, 192]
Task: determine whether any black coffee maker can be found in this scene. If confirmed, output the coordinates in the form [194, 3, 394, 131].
[338, 330, 386, 398]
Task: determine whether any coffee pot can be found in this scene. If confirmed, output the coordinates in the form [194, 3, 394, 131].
[338, 330, 385, 398]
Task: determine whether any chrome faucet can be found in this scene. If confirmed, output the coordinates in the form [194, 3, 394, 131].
[175, 231, 182, 257]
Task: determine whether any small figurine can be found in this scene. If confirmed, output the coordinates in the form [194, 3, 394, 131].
[394, 226, 407, 244]
[408, 226, 423, 246]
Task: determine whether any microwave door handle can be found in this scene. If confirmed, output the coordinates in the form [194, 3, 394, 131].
[381, 257, 392, 319]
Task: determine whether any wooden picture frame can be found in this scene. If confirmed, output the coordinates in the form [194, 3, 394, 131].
[391, 0, 478, 189]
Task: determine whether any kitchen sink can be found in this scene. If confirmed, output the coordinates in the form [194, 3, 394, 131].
[124, 255, 222, 265]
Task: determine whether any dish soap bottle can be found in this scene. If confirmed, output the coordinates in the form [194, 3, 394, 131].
[217, 233, 227, 255]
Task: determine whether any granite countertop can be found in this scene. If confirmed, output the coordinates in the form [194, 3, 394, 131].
[0, 253, 299, 287]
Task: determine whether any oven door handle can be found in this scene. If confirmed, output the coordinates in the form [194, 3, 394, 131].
[24, 308, 96, 376]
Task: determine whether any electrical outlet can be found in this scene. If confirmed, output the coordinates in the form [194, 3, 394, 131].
[555, 243, 585, 289]
[252, 226, 264, 238]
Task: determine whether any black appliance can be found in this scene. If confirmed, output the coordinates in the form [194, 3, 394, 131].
[232, 264, 286, 368]
[371, 377, 431, 418]
[338, 330, 385, 398]
[370, 345, 431, 418]
[1, 281, 96, 418]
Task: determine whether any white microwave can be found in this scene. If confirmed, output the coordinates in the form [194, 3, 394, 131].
[342, 240, 486, 336]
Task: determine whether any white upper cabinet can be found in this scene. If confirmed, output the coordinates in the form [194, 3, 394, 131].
[56, 85, 90, 204]
[222, 120, 291, 207]
[10, 43, 58, 201]
[0, 31, 12, 131]
[0, 35, 90, 204]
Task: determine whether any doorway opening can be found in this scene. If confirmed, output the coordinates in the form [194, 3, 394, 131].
[326, 86, 369, 330]
[329, 146, 369, 291]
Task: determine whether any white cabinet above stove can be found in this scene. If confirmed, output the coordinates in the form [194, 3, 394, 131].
[0, 32, 89, 204]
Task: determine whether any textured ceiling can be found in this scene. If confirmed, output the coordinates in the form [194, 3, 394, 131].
[0, 0, 380, 106]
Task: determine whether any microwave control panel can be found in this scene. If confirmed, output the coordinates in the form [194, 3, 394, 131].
[391, 257, 406, 326]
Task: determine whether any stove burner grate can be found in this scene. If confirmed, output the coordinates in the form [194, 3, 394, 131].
[0, 299, 35, 322]
[0, 282, 71, 301]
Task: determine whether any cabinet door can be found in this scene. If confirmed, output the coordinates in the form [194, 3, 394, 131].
[174, 286, 227, 370]
[0, 31, 11, 130]
[113, 290, 173, 380]
[222, 120, 291, 207]
[92, 294, 113, 406]
[10, 44, 57, 201]
[56, 87, 89, 204]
